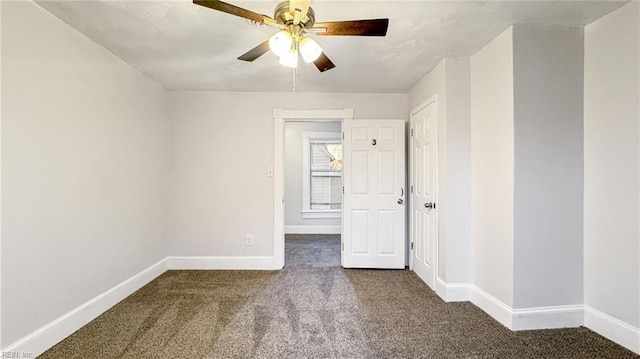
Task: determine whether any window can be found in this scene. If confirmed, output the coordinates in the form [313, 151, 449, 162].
[310, 140, 342, 210]
[302, 131, 342, 218]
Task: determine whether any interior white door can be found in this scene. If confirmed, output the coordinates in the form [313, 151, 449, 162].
[342, 119, 406, 269]
[410, 100, 438, 288]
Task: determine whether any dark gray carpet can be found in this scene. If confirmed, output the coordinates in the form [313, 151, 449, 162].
[40, 234, 638, 358]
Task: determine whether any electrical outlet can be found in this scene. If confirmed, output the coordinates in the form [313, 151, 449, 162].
[245, 234, 254, 246]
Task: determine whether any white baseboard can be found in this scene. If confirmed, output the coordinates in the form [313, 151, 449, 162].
[166, 256, 276, 270]
[584, 305, 640, 354]
[470, 285, 514, 329]
[1, 258, 168, 358]
[511, 304, 583, 330]
[6, 261, 637, 356]
[469, 285, 584, 331]
[284, 225, 341, 234]
[435, 278, 471, 302]
[1, 256, 277, 356]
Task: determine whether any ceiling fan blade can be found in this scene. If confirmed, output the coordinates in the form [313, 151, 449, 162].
[237, 41, 271, 62]
[193, 0, 274, 24]
[289, 0, 310, 22]
[313, 19, 389, 36]
[314, 52, 336, 72]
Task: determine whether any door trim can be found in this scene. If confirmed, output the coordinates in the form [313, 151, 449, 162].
[409, 95, 439, 286]
[273, 108, 354, 269]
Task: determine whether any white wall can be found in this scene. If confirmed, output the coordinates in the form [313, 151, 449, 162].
[470, 27, 515, 307]
[408, 58, 472, 284]
[167, 92, 407, 257]
[584, 0, 640, 333]
[284, 121, 341, 229]
[1, 1, 169, 347]
[512, 25, 584, 309]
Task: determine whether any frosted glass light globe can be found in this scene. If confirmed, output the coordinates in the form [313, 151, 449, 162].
[299, 38, 322, 63]
[269, 31, 293, 57]
[279, 49, 299, 68]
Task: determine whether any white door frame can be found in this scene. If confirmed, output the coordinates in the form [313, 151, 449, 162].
[273, 108, 354, 269]
[408, 96, 439, 286]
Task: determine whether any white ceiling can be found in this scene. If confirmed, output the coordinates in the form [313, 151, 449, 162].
[36, 0, 625, 93]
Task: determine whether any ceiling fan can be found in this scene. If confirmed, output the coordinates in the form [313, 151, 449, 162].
[193, 0, 389, 72]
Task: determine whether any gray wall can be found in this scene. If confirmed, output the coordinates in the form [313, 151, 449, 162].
[167, 92, 408, 257]
[2, 2, 169, 346]
[408, 57, 472, 284]
[512, 25, 584, 309]
[470, 27, 515, 306]
[469, 24, 585, 311]
[443, 58, 472, 283]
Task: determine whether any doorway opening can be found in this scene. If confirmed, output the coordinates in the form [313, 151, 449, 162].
[285, 234, 342, 268]
[283, 120, 343, 267]
[273, 109, 353, 269]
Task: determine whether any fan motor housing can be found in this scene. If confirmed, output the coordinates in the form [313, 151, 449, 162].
[274, 1, 316, 28]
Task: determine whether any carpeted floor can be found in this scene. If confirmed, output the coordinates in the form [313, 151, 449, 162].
[40, 234, 638, 358]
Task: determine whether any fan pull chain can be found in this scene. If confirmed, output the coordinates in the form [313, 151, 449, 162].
[292, 67, 297, 93]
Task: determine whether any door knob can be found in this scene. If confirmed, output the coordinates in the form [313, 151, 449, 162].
[424, 202, 435, 209]
[397, 198, 404, 205]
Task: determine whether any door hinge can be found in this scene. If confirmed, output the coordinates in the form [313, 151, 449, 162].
[411, 128, 414, 137]
[342, 186, 344, 194]
[341, 242, 344, 251]
[342, 132, 344, 140]
[410, 185, 414, 193]
[411, 242, 414, 250]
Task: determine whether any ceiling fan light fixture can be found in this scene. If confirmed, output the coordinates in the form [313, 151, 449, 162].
[279, 49, 299, 68]
[269, 31, 293, 57]
[193, 0, 390, 73]
[299, 37, 322, 63]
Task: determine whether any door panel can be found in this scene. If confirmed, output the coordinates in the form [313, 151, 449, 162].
[351, 209, 369, 254]
[377, 210, 396, 255]
[410, 100, 438, 288]
[343, 119, 406, 269]
[352, 127, 369, 142]
[378, 151, 396, 194]
[351, 151, 369, 193]
[378, 127, 397, 142]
